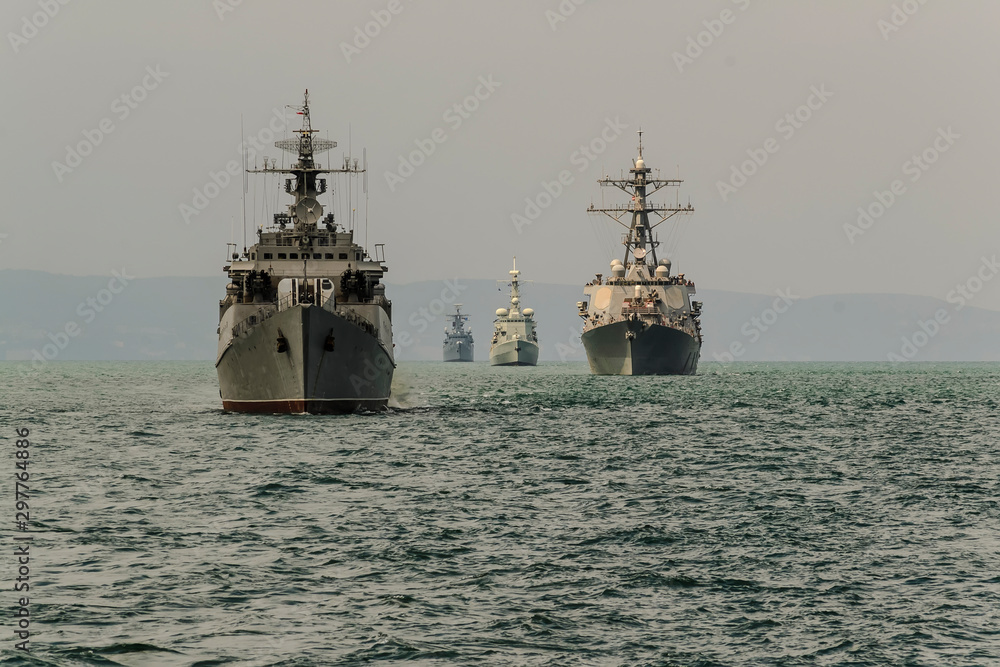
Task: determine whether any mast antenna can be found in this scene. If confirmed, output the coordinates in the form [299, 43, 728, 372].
[241, 114, 248, 254]
[364, 148, 369, 252]
[348, 124, 352, 232]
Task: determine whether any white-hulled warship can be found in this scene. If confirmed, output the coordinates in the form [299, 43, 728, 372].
[578, 132, 702, 375]
[443, 305, 474, 362]
[216, 90, 394, 413]
[490, 258, 539, 366]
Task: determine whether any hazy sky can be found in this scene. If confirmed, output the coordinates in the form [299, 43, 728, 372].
[3, 1, 999, 308]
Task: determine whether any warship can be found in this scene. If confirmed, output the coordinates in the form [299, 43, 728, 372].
[216, 90, 394, 412]
[490, 258, 539, 366]
[578, 132, 702, 375]
[443, 305, 474, 362]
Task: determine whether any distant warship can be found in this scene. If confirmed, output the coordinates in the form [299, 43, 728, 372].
[216, 90, 394, 412]
[490, 258, 539, 366]
[443, 305, 474, 362]
[578, 132, 702, 375]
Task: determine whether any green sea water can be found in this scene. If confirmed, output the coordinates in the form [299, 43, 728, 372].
[0, 361, 997, 665]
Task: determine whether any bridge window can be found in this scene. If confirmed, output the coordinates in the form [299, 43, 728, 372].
[278, 253, 286, 259]
[325, 253, 334, 259]
[263, 253, 272, 259]
[313, 253, 322, 259]
[339, 253, 348, 260]
[289, 253, 298, 259]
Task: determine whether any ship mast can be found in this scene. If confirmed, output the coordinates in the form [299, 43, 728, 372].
[248, 89, 366, 236]
[509, 256, 520, 312]
[588, 130, 694, 266]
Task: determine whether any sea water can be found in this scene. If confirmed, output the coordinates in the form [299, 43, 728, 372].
[0, 361, 998, 665]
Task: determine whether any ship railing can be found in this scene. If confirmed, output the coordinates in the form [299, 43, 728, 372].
[320, 299, 380, 338]
[231, 302, 281, 339]
[231, 292, 382, 339]
[621, 305, 662, 316]
[230, 293, 299, 338]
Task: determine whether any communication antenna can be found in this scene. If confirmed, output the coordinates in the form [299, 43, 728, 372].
[327, 130, 337, 215]
[241, 114, 247, 254]
[348, 124, 352, 231]
[364, 147, 369, 252]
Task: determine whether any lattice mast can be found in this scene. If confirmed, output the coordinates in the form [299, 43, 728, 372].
[248, 89, 365, 233]
[587, 130, 694, 267]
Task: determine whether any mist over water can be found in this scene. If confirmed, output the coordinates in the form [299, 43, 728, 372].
[2, 361, 999, 665]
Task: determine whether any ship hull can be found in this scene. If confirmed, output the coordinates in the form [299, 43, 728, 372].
[443, 342, 474, 362]
[582, 321, 699, 375]
[489, 339, 539, 366]
[217, 304, 393, 413]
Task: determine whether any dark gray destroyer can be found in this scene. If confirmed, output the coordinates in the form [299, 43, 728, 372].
[443, 305, 474, 362]
[216, 90, 393, 412]
[578, 133, 702, 375]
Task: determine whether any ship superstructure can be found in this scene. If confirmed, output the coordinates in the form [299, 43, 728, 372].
[578, 132, 702, 375]
[216, 90, 394, 412]
[443, 305, 474, 362]
[490, 258, 539, 366]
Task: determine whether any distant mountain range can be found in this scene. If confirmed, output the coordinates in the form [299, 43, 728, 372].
[3, 270, 999, 363]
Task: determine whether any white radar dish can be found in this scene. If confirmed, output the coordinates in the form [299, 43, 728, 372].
[633, 248, 647, 259]
[295, 197, 324, 224]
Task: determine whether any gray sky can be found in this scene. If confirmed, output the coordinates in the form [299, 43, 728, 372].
[3, 1, 999, 308]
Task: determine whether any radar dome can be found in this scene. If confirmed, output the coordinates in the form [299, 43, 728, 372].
[610, 259, 623, 268]
[636, 157, 645, 170]
[496, 308, 509, 317]
[612, 264, 626, 277]
[655, 265, 669, 279]
[523, 308, 534, 317]
[511, 297, 519, 305]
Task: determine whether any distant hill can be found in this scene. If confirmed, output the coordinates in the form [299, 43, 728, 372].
[2, 270, 999, 363]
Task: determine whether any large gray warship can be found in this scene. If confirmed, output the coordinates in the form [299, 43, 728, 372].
[443, 305, 474, 362]
[490, 258, 539, 366]
[216, 90, 394, 412]
[578, 133, 702, 375]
